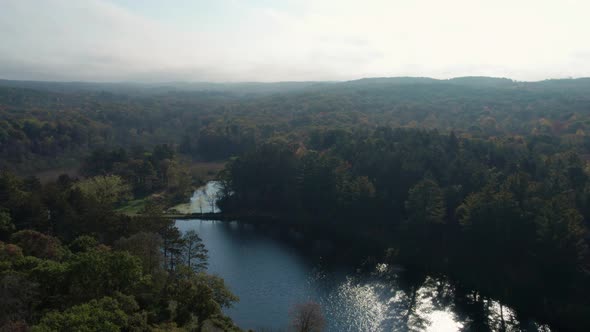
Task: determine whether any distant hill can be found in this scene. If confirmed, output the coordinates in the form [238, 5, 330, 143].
[0, 79, 331, 96]
[1, 76, 589, 95]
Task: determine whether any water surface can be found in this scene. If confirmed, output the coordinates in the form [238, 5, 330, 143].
[175, 219, 550, 332]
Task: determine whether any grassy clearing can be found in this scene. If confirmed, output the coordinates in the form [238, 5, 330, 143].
[116, 198, 148, 216]
[115, 160, 226, 217]
[169, 202, 192, 214]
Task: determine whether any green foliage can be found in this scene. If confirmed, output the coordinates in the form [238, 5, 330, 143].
[73, 175, 131, 208]
[81, 145, 191, 200]
[196, 273, 239, 309]
[0, 167, 240, 331]
[114, 232, 164, 275]
[0, 209, 15, 239]
[28, 259, 69, 309]
[402, 179, 446, 261]
[181, 230, 208, 272]
[535, 195, 588, 279]
[0, 241, 23, 273]
[405, 179, 445, 225]
[3, 78, 590, 174]
[32, 297, 128, 332]
[115, 198, 148, 217]
[171, 268, 238, 328]
[0, 272, 39, 327]
[67, 250, 143, 302]
[68, 235, 99, 253]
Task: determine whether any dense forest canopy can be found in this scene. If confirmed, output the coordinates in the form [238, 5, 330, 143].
[2, 77, 590, 172]
[217, 128, 590, 330]
[0, 149, 241, 331]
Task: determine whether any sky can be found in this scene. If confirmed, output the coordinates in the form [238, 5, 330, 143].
[1, 0, 589, 82]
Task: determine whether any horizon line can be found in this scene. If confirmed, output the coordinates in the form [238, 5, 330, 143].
[1, 75, 589, 85]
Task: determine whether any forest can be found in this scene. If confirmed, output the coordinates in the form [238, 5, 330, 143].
[218, 128, 589, 331]
[0, 151, 240, 331]
[2, 77, 590, 172]
[1, 77, 590, 331]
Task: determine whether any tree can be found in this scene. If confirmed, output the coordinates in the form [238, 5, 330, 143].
[10, 230, 66, 260]
[535, 195, 588, 284]
[28, 259, 69, 310]
[298, 152, 339, 216]
[196, 188, 205, 214]
[220, 142, 299, 213]
[199, 197, 204, 214]
[67, 250, 143, 302]
[0, 272, 38, 327]
[289, 301, 326, 332]
[32, 297, 127, 332]
[205, 191, 217, 213]
[73, 175, 131, 208]
[196, 273, 238, 309]
[405, 178, 445, 226]
[68, 235, 99, 253]
[134, 202, 169, 234]
[140, 205, 184, 273]
[161, 228, 183, 272]
[171, 267, 238, 330]
[181, 230, 208, 272]
[0, 209, 15, 240]
[401, 179, 446, 261]
[457, 187, 533, 290]
[115, 232, 164, 275]
[338, 175, 376, 217]
[0, 241, 23, 263]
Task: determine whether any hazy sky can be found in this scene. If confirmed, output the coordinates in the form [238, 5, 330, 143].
[1, 0, 589, 82]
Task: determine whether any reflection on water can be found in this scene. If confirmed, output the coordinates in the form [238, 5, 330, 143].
[188, 181, 222, 213]
[314, 266, 464, 331]
[175, 219, 550, 332]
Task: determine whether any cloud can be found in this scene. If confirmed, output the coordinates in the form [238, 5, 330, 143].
[1, 0, 589, 81]
[0, 0, 215, 80]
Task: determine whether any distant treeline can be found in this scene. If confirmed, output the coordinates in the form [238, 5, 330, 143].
[2, 77, 590, 172]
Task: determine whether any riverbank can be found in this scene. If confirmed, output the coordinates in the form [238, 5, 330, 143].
[175, 218, 551, 332]
[170, 209, 579, 331]
[166, 182, 582, 331]
[165, 211, 278, 222]
[167, 210, 395, 271]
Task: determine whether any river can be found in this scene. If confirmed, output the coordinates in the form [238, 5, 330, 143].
[174, 184, 550, 331]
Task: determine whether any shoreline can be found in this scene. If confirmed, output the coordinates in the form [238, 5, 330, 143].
[163, 212, 281, 224]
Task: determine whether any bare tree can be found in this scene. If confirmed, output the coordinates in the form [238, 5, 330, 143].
[290, 301, 326, 332]
[197, 188, 205, 214]
[205, 191, 218, 213]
